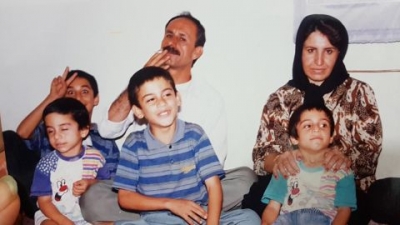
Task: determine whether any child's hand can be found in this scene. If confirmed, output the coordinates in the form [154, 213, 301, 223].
[166, 199, 207, 225]
[72, 179, 91, 196]
[49, 67, 77, 100]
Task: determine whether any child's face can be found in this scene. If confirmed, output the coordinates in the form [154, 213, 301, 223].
[133, 77, 181, 129]
[44, 113, 89, 157]
[291, 109, 333, 152]
[65, 77, 99, 117]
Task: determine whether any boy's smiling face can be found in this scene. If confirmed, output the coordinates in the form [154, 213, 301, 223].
[133, 77, 181, 130]
[45, 113, 89, 157]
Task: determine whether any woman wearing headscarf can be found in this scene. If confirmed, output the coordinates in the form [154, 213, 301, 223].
[244, 14, 382, 225]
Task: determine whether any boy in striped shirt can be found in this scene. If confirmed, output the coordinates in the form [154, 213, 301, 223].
[113, 67, 260, 225]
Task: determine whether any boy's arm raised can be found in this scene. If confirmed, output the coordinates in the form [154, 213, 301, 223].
[16, 67, 76, 138]
[118, 189, 207, 224]
[204, 175, 222, 225]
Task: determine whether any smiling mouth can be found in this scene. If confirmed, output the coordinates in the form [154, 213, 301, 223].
[158, 110, 170, 117]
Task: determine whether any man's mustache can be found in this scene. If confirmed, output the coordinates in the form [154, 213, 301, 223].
[163, 46, 180, 55]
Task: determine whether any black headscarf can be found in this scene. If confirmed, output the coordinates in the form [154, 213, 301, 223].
[288, 14, 350, 105]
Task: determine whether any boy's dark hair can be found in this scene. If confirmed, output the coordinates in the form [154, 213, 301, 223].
[289, 103, 334, 139]
[127, 67, 177, 108]
[166, 11, 205, 66]
[66, 70, 99, 97]
[42, 97, 90, 130]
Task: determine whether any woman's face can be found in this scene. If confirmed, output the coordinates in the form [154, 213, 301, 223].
[301, 30, 339, 86]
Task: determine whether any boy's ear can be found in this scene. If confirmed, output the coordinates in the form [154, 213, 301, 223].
[290, 136, 299, 145]
[192, 46, 203, 61]
[132, 105, 144, 119]
[176, 92, 182, 107]
[93, 95, 100, 107]
[80, 126, 90, 139]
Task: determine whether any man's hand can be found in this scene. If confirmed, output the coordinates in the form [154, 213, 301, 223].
[166, 199, 207, 225]
[272, 150, 302, 178]
[144, 49, 171, 70]
[323, 147, 351, 172]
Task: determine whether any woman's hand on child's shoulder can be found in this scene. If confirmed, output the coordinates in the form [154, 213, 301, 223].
[273, 150, 302, 178]
[323, 147, 351, 172]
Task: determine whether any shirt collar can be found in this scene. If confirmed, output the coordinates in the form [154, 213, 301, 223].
[144, 119, 185, 149]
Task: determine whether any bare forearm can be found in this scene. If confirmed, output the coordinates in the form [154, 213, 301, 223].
[108, 89, 132, 122]
[206, 177, 223, 225]
[118, 189, 171, 211]
[17, 94, 58, 138]
[332, 207, 351, 225]
[261, 201, 280, 225]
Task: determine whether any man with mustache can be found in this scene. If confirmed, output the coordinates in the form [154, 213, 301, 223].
[80, 12, 258, 223]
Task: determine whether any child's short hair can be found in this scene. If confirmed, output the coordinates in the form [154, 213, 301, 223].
[289, 103, 334, 139]
[66, 70, 99, 97]
[42, 97, 90, 130]
[127, 67, 177, 107]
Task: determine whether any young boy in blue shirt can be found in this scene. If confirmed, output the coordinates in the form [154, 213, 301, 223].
[261, 104, 356, 225]
[113, 67, 260, 225]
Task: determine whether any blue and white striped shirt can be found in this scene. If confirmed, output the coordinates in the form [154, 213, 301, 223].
[113, 119, 224, 206]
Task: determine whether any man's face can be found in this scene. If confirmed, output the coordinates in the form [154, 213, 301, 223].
[65, 77, 99, 117]
[161, 18, 202, 69]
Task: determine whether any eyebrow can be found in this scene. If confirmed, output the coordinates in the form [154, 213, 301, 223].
[303, 45, 337, 50]
[67, 84, 92, 89]
[141, 87, 174, 99]
[299, 118, 330, 124]
[45, 122, 72, 130]
[165, 29, 189, 38]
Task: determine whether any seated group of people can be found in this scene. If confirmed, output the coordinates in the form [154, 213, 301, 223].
[1, 12, 398, 225]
